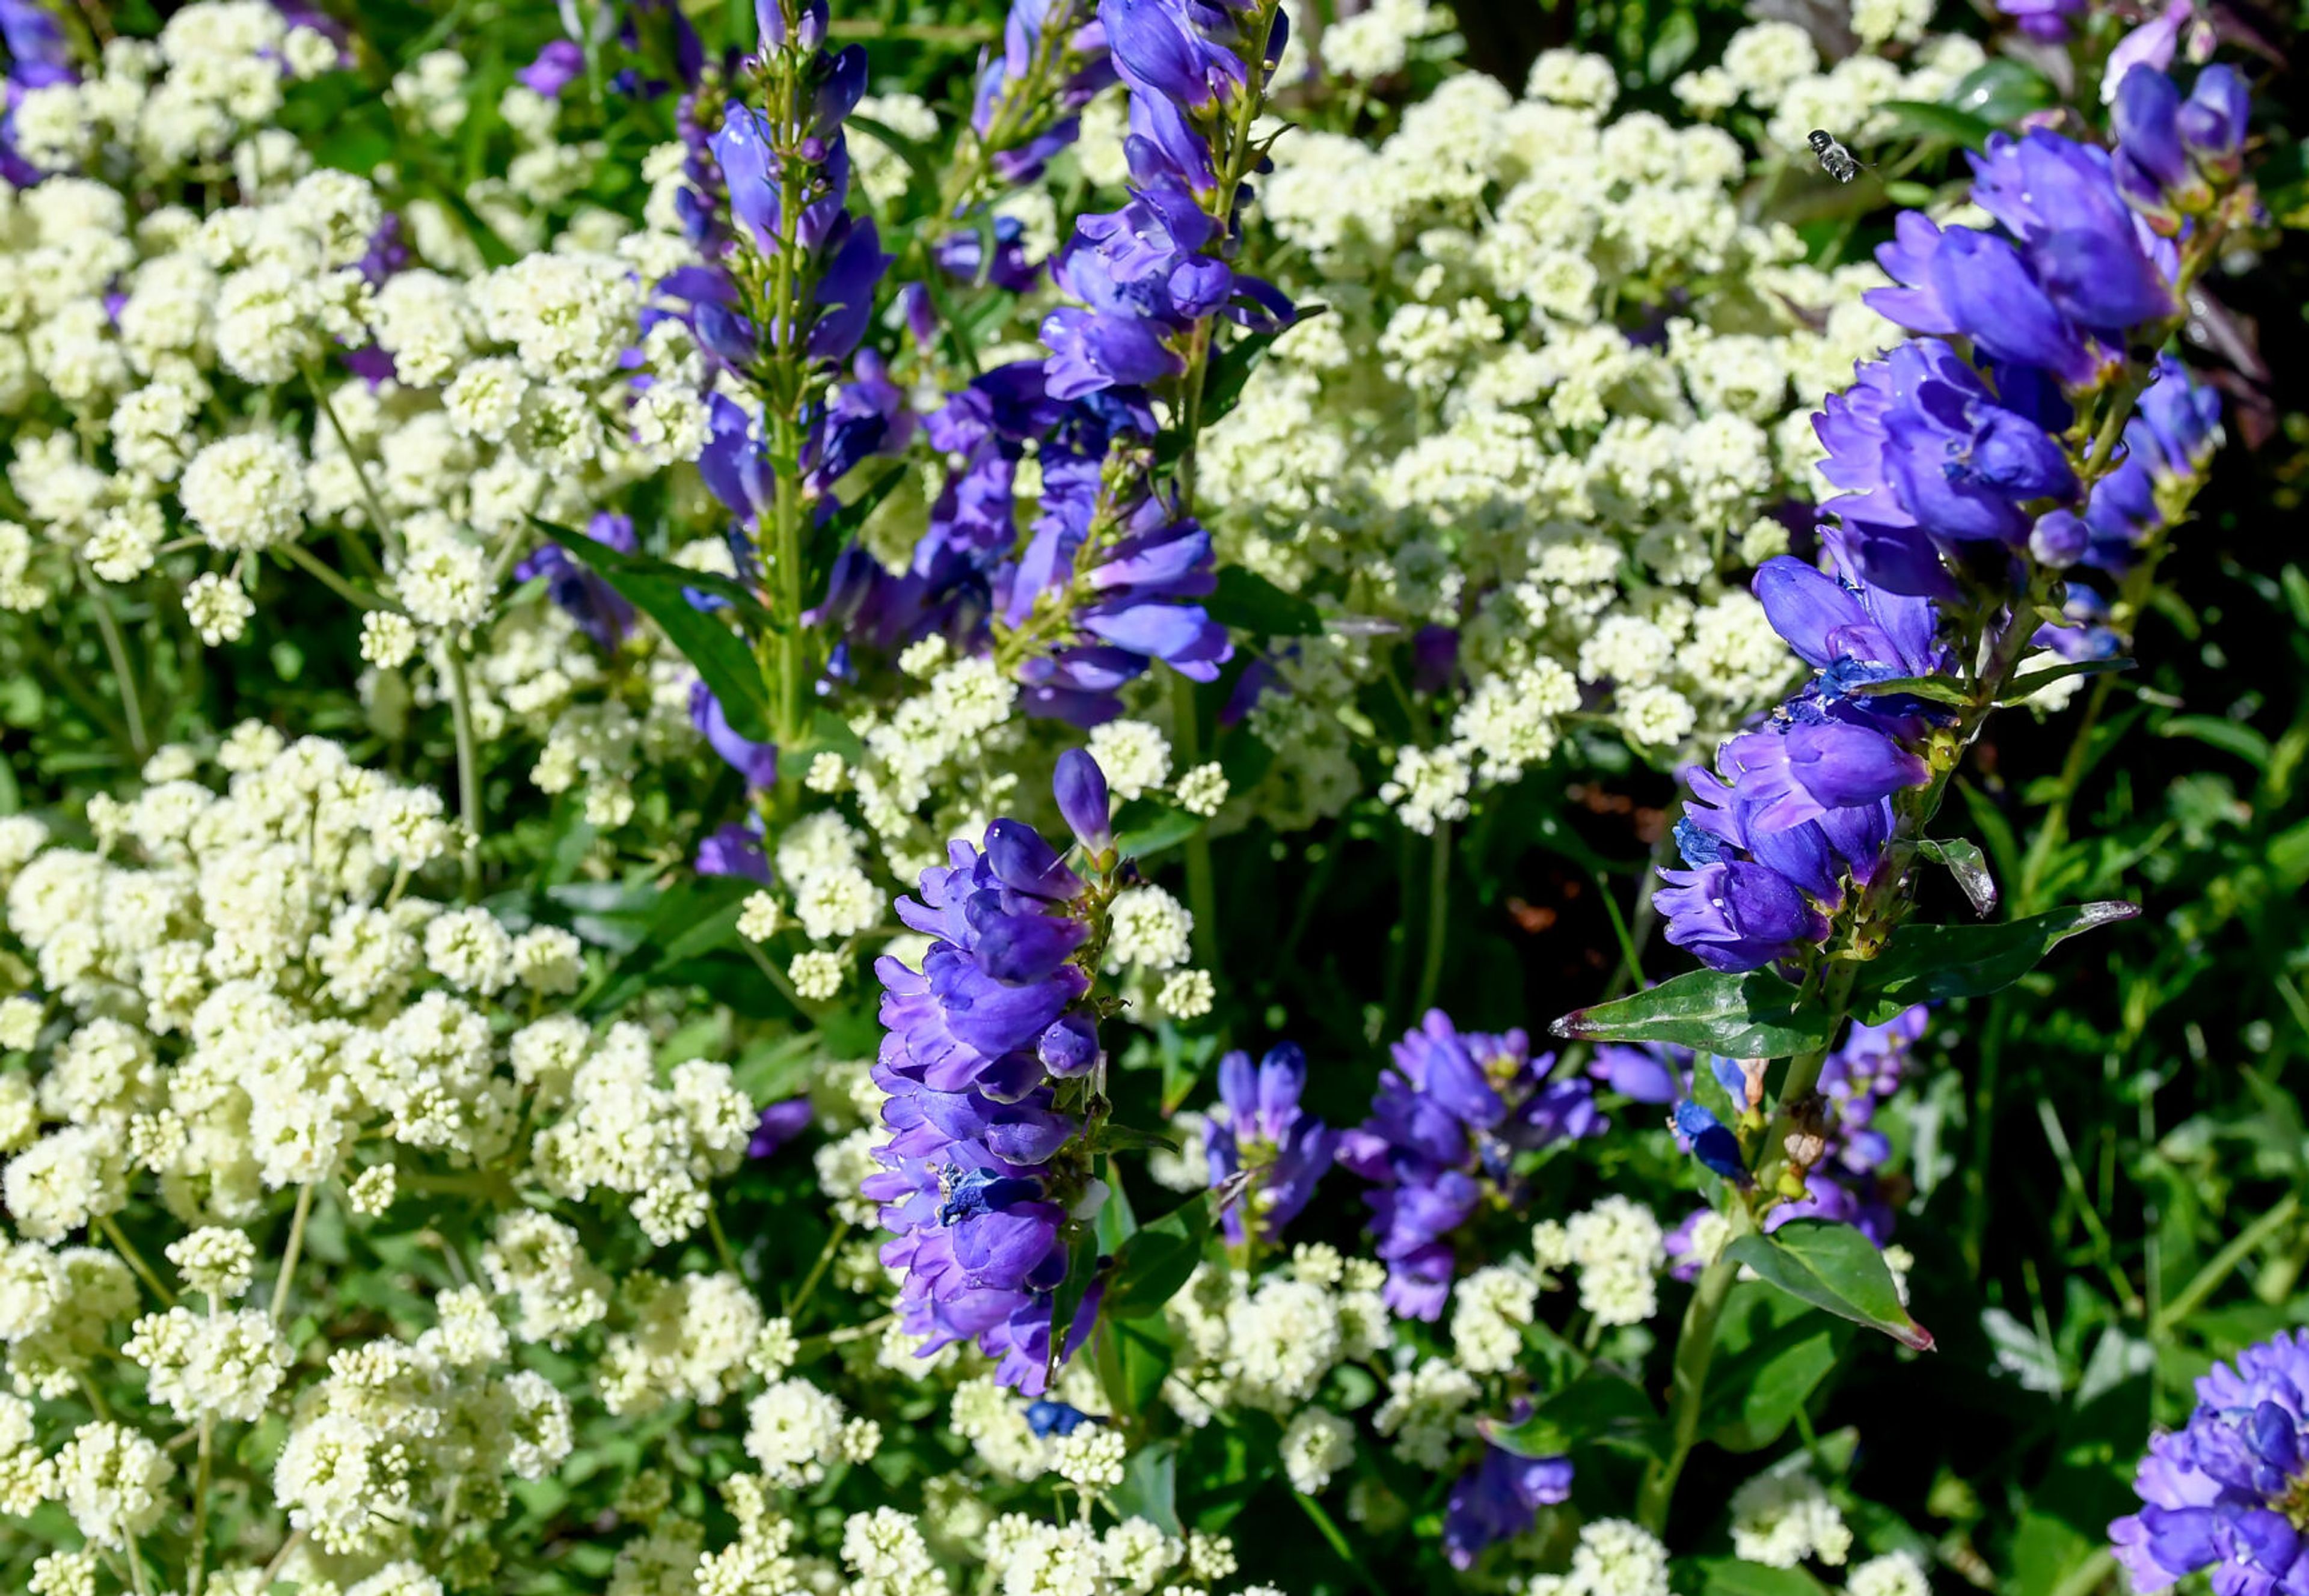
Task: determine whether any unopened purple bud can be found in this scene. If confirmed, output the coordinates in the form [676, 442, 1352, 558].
[1053, 748, 1113, 852]
[2178, 64, 2249, 179]
[900, 281, 939, 351]
[2030, 509, 2091, 569]
[1039, 1012, 1102, 1078]
[756, 0, 828, 51]
[749, 1096, 814, 1158]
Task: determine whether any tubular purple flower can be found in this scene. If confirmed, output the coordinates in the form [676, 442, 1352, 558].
[2110, 1327, 2309, 1595]
[689, 680, 780, 789]
[1444, 1443, 1574, 1570]
[1338, 1012, 1599, 1318]
[1203, 1042, 1339, 1247]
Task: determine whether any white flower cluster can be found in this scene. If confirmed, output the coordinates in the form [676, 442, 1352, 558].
[1205, 44, 1963, 827]
[1729, 1468, 1857, 1568]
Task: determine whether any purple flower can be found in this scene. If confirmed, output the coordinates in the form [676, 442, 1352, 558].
[867, 759, 1126, 1393]
[1203, 1042, 1340, 1247]
[1993, 0, 2087, 40]
[1670, 1099, 1753, 1185]
[1338, 1012, 1600, 1319]
[696, 822, 771, 882]
[2111, 1328, 2309, 1594]
[517, 511, 639, 647]
[749, 1097, 814, 1158]
[1444, 1441, 1574, 1569]
[688, 680, 778, 789]
[1588, 1043, 1688, 1104]
[517, 40, 587, 97]
[1053, 748, 1114, 854]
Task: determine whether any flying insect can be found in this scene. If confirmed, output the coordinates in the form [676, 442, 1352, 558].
[1808, 128, 1864, 183]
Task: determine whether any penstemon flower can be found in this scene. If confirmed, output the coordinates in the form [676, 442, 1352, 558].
[866, 750, 1126, 1392]
[1338, 1010, 1602, 1319]
[2112, 1328, 2309, 1594]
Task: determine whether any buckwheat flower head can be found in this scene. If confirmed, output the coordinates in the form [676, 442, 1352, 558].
[1729, 1471, 1852, 1567]
[124, 1305, 290, 1420]
[1452, 1264, 1539, 1374]
[744, 1377, 849, 1488]
[423, 905, 517, 994]
[167, 1226, 256, 1300]
[1281, 1407, 1356, 1495]
[1086, 720, 1172, 801]
[52, 1422, 171, 1549]
[184, 572, 256, 644]
[1847, 1551, 1931, 1596]
[1106, 886, 1193, 971]
[1053, 1425, 1129, 1491]
[179, 433, 308, 551]
[790, 949, 846, 1001]
[1155, 968, 1215, 1021]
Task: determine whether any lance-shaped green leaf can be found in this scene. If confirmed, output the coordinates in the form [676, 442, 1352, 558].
[1479, 1368, 1666, 1461]
[1844, 673, 1970, 706]
[1204, 566, 1322, 638]
[1725, 1220, 1934, 1350]
[1999, 655, 2133, 704]
[1918, 837, 1998, 917]
[1550, 968, 1835, 1057]
[1112, 798, 1205, 861]
[1848, 900, 2139, 1024]
[1871, 99, 2002, 151]
[533, 518, 776, 742]
[1101, 1196, 1212, 1320]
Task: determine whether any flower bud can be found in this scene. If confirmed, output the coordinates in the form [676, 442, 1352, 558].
[2030, 509, 2091, 569]
[1053, 748, 1113, 854]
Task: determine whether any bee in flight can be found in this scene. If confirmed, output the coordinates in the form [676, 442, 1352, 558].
[1808, 128, 1865, 183]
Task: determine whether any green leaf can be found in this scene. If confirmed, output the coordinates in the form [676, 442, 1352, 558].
[1872, 99, 2002, 151]
[1113, 799, 1206, 862]
[1102, 1197, 1212, 1319]
[1696, 1560, 1836, 1596]
[1549, 968, 1835, 1057]
[536, 518, 776, 743]
[1701, 1282, 1848, 1452]
[1943, 57, 2057, 126]
[1109, 1439, 1180, 1535]
[582, 875, 758, 1015]
[1918, 837, 1998, 917]
[1646, 7, 1698, 82]
[1204, 566, 1322, 637]
[1096, 1313, 1175, 1418]
[1847, 673, 1970, 706]
[2158, 714, 2274, 771]
[2001, 655, 2135, 703]
[1724, 1219, 1934, 1350]
[1848, 900, 2139, 1024]
[1479, 1368, 1666, 1461]
[1096, 1120, 1182, 1155]
[1197, 308, 1324, 435]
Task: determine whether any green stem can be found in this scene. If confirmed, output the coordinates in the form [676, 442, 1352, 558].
[444, 643, 483, 902]
[276, 539, 403, 616]
[1636, 1250, 1740, 1532]
[302, 362, 399, 565]
[16, 620, 135, 756]
[705, 1203, 743, 1279]
[1414, 819, 1450, 1014]
[188, 1416, 213, 1596]
[80, 567, 149, 760]
[97, 1214, 176, 1307]
[270, 1184, 315, 1325]
[1171, 674, 1220, 970]
[784, 1218, 851, 1319]
[2157, 1191, 2301, 1335]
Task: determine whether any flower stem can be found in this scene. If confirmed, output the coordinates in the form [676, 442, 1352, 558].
[79, 566, 149, 760]
[97, 1214, 176, 1308]
[270, 1184, 315, 1325]
[443, 642, 483, 902]
[187, 1416, 213, 1596]
[275, 539, 403, 616]
[1414, 819, 1451, 1014]
[1636, 1249, 1740, 1533]
[785, 1218, 851, 1319]
[1170, 674, 1220, 970]
[2156, 1191, 2301, 1336]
